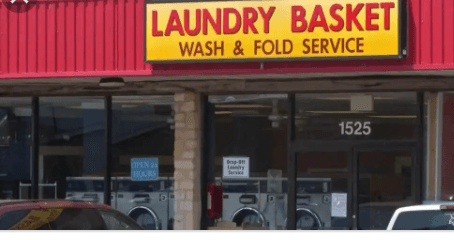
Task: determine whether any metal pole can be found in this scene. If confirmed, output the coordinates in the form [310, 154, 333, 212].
[104, 96, 112, 205]
[201, 96, 215, 229]
[287, 94, 296, 230]
[31, 97, 39, 200]
[415, 92, 424, 203]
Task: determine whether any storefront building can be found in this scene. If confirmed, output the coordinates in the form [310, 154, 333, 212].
[0, 0, 453, 230]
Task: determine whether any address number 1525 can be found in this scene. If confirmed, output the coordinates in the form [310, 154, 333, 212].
[339, 121, 371, 136]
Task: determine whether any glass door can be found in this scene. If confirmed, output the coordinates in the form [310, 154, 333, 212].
[295, 146, 353, 230]
[354, 146, 418, 230]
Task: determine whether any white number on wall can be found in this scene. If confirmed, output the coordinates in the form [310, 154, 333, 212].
[339, 121, 371, 136]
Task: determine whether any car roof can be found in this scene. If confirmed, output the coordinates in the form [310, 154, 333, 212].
[0, 200, 111, 216]
[394, 203, 454, 214]
[387, 203, 454, 230]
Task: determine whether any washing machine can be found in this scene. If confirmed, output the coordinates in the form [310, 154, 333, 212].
[257, 177, 284, 230]
[167, 177, 175, 230]
[65, 177, 116, 206]
[115, 176, 170, 230]
[279, 178, 332, 230]
[220, 177, 270, 229]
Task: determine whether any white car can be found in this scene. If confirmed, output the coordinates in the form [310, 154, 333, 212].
[387, 203, 454, 230]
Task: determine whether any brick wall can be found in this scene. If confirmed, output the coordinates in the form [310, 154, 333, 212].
[173, 92, 203, 230]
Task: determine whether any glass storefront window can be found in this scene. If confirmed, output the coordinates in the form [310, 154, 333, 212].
[39, 97, 106, 201]
[0, 98, 32, 200]
[294, 93, 418, 141]
[111, 96, 175, 230]
[209, 92, 421, 230]
[209, 94, 288, 230]
[0, 96, 176, 230]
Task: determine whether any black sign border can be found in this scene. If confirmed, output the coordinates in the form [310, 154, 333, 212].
[144, 0, 408, 64]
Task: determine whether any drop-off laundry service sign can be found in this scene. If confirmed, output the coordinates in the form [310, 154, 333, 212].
[145, 0, 406, 62]
[131, 158, 159, 181]
[223, 156, 249, 178]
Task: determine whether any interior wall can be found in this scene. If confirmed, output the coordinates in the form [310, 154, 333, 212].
[441, 94, 454, 200]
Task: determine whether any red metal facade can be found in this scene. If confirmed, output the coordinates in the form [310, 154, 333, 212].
[0, 0, 453, 79]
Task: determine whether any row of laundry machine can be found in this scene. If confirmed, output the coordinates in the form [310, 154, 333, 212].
[65, 176, 175, 230]
[65, 176, 333, 230]
[218, 177, 332, 230]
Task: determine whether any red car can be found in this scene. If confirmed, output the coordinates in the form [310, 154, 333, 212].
[0, 200, 144, 230]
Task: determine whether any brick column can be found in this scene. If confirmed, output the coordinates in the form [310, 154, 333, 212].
[173, 92, 203, 230]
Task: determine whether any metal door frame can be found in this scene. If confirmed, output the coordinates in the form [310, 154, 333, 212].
[286, 92, 424, 230]
[290, 143, 354, 229]
[290, 141, 419, 230]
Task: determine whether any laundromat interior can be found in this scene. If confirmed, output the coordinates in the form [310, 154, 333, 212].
[0, 92, 425, 230]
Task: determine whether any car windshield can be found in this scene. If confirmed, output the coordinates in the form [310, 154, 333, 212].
[392, 210, 454, 230]
[0, 207, 144, 230]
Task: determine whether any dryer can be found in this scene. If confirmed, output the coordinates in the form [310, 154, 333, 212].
[167, 177, 175, 230]
[280, 178, 332, 230]
[115, 177, 170, 230]
[257, 178, 282, 230]
[219, 178, 269, 229]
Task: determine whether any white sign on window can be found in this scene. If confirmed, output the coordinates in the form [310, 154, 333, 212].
[223, 156, 249, 178]
[331, 193, 347, 218]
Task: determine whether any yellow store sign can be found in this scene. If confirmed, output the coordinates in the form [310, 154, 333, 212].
[145, 0, 406, 62]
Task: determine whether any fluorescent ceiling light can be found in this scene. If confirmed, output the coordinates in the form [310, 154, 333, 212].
[215, 111, 233, 115]
[282, 116, 307, 119]
[314, 96, 394, 100]
[121, 104, 138, 108]
[69, 102, 104, 110]
[305, 111, 371, 114]
[113, 99, 173, 104]
[215, 104, 271, 109]
[369, 115, 417, 119]
[14, 108, 32, 117]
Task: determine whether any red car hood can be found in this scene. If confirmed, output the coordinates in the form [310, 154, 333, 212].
[0, 200, 111, 216]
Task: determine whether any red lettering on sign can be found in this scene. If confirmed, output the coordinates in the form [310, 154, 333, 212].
[291, 6, 307, 32]
[308, 5, 329, 32]
[223, 8, 241, 34]
[202, 9, 222, 35]
[149, 2, 397, 38]
[165, 10, 185, 36]
[184, 9, 201, 36]
[152, 11, 163, 36]
[346, 3, 364, 31]
[381, 2, 395, 30]
[243, 7, 258, 34]
[258, 6, 276, 33]
[329, 4, 344, 32]
[365, 3, 379, 30]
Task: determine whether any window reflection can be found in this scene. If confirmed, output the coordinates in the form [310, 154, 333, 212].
[39, 97, 106, 201]
[0, 98, 32, 200]
[111, 96, 175, 230]
[210, 94, 288, 230]
[295, 93, 418, 141]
